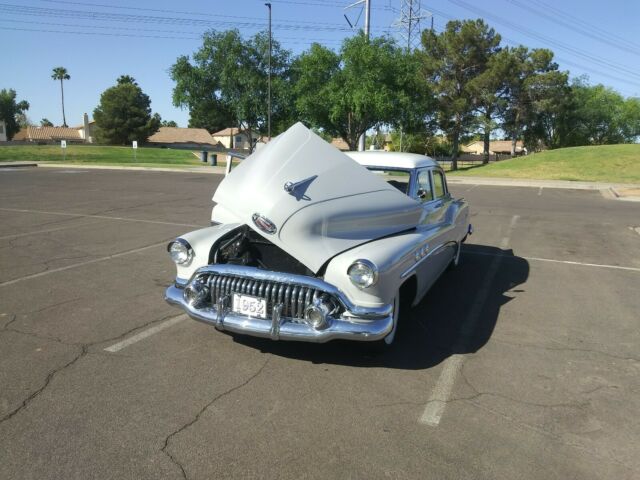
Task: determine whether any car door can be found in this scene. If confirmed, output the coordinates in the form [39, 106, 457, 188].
[413, 167, 456, 297]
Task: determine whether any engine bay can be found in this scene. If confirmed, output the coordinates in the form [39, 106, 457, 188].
[209, 226, 315, 276]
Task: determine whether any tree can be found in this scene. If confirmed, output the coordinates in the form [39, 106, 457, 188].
[171, 29, 293, 149]
[40, 118, 53, 127]
[51, 66, 70, 127]
[421, 20, 501, 170]
[562, 80, 640, 146]
[500, 47, 567, 153]
[161, 120, 178, 127]
[0, 89, 29, 140]
[468, 49, 511, 163]
[294, 33, 427, 150]
[93, 76, 160, 144]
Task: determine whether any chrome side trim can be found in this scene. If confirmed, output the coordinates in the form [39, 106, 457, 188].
[400, 240, 457, 279]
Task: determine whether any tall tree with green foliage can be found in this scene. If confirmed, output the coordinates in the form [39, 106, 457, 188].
[500, 47, 567, 153]
[93, 76, 160, 145]
[40, 118, 53, 127]
[421, 20, 501, 170]
[468, 49, 512, 163]
[161, 120, 178, 127]
[563, 80, 640, 145]
[171, 29, 292, 150]
[51, 67, 70, 127]
[294, 33, 427, 150]
[0, 89, 29, 140]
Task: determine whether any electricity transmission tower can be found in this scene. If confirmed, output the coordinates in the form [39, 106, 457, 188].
[393, 0, 432, 50]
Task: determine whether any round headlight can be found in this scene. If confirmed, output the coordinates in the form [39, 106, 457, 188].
[347, 259, 378, 289]
[168, 239, 193, 265]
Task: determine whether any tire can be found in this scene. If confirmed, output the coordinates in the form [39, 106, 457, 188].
[368, 292, 400, 353]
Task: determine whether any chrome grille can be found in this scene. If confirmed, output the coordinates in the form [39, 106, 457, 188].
[207, 273, 336, 320]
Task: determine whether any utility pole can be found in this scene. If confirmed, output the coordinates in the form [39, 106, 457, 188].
[265, 2, 272, 141]
[393, 0, 432, 51]
[344, 0, 371, 151]
[358, 0, 370, 152]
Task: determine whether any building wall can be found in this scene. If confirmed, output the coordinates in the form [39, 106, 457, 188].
[0, 121, 7, 142]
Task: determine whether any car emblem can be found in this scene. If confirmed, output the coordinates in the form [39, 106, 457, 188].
[252, 213, 277, 234]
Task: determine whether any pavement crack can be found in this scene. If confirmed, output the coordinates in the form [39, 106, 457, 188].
[161, 359, 269, 480]
[458, 363, 589, 410]
[1, 313, 18, 330]
[493, 338, 640, 363]
[0, 344, 87, 425]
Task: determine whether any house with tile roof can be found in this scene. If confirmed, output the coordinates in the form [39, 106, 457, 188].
[147, 127, 222, 149]
[14, 125, 84, 143]
[462, 140, 525, 155]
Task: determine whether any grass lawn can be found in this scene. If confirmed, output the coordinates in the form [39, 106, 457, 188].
[0, 144, 213, 166]
[448, 144, 640, 184]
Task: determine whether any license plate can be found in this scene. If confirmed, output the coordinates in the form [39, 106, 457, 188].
[232, 293, 267, 319]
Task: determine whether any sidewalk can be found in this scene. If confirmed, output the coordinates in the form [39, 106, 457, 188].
[448, 175, 640, 201]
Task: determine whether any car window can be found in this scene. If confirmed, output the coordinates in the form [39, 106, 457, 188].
[366, 168, 411, 195]
[416, 170, 433, 202]
[433, 170, 447, 199]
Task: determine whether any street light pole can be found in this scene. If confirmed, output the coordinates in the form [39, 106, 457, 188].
[265, 2, 272, 141]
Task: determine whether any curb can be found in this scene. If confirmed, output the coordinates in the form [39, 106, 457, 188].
[36, 163, 225, 174]
[0, 162, 38, 169]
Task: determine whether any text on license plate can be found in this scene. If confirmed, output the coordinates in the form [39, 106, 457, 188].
[232, 293, 267, 319]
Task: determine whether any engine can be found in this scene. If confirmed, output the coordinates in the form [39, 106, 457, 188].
[209, 226, 315, 276]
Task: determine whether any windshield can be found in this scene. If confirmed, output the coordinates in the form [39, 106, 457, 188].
[366, 168, 411, 195]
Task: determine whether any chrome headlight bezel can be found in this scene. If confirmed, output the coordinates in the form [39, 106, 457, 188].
[347, 259, 378, 289]
[167, 238, 194, 265]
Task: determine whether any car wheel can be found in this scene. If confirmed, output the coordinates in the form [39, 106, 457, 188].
[368, 292, 400, 353]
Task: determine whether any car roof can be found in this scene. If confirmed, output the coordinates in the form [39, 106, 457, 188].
[344, 151, 439, 170]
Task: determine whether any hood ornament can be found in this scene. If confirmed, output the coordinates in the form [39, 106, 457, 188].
[283, 175, 317, 201]
[252, 213, 277, 234]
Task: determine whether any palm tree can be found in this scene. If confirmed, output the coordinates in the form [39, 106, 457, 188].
[51, 67, 70, 127]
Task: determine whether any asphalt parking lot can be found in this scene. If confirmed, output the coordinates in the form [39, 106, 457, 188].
[0, 166, 639, 480]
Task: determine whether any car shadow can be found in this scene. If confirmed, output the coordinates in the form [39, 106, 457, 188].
[230, 244, 530, 370]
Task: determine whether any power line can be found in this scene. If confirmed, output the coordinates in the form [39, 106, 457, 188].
[447, 0, 640, 82]
[505, 0, 640, 57]
[429, 18, 639, 95]
[527, 0, 640, 51]
[0, 18, 345, 44]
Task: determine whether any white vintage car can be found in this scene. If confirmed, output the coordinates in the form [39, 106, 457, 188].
[165, 123, 472, 347]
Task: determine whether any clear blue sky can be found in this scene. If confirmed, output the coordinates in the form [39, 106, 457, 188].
[1, 0, 639, 128]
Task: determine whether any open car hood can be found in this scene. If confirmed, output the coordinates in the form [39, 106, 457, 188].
[212, 123, 422, 273]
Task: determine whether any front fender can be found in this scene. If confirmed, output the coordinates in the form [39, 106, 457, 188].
[323, 231, 428, 309]
[170, 223, 241, 283]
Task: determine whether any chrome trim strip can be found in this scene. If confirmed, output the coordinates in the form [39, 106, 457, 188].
[400, 240, 457, 279]
[165, 284, 393, 343]
[270, 303, 283, 340]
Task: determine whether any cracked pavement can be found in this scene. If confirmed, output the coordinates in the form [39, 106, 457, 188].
[0, 168, 638, 479]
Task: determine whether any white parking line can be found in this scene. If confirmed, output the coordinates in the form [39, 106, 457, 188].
[538, 187, 543, 196]
[104, 315, 188, 352]
[0, 241, 168, 288]
[0, 207, 203, 228]
[0, 220, 103, 240]
[466, 251, 640, 273]
[420, 215, 519, 426]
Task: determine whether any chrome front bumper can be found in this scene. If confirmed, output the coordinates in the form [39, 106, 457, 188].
[164, 267, 394, 343]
